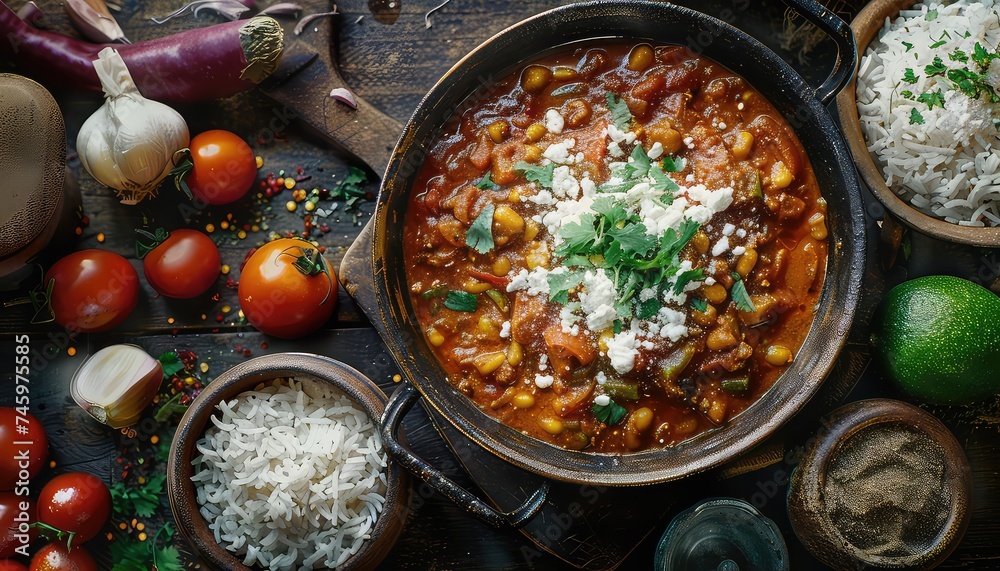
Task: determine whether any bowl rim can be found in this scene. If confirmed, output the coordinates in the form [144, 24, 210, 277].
[371, 0, 866, 485]
[165, 352, 410, 571]
[835, 0, 1000, 247]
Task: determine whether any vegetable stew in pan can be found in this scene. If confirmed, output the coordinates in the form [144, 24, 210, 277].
[403, 41, 827, 453]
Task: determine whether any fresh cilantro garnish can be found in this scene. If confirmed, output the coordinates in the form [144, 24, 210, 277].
[636, 297, 662, 320]
[111, 473, 165, 518]
[949, 49, 968, 63]
[154, 392, 188, 423]
[606, 92, 633, 131]
[421, 284, 448, 299]
[909, 107, 925, 125]
[900, 90, 915, 100]
[474, 171, 497, 190]
[730, 273, 757, 312]
[330, 166, 369, 215]
[111, 524, 182, 571]
[613, 319, 623, 334]
[903, 68, 919, 84]
[444, 291, 478, 312]
[925, 8, 938, 21]
[661, 156, 684, 172]
[547, 270, 584, 304]
[691, 297, 708, 313]
[466, 204, 495, 254]
[902, 41, 914, 52]
[592, 398, 627, 425]
[925, 56, 947, 76]
[930, 40, 947, 49]
[624, 145, 652, 179]
[917, 89, 945, 109]
[156, 351, 183, 377]
[515, 162, 556, 187]
[948, 67, 1000, 102]
[672, 268, 705, 296]
[649, 167, 679, 195]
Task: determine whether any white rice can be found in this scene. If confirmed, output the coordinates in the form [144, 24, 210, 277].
[857, 0, 1000, 226]
[192, 378, 388, 570]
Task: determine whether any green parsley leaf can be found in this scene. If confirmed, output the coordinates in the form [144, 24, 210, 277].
[661, 156, 684, 172]
[556, 213, 600, 256]
[672, 268, 706, 296]
[925, 56, 947, 76]
[691, 297, 708, 312]
[154, 392, 188, 423]
[649, 165, 680, 194]
[730, 273, 757, 313]
[547, 271, 584, 305]
[443, 291, 477, 312]
[925, 8, 938, 20]
[902, 41, 914, 52]
[917, 89, 946, 109]
[902, 68, 919, 84]
[624, 145, 651, 179]
[900, 90, 915, 100]
[111, 526, 183, 571]
[421, 285, 449, 299]
[592, 398, 627, 425]
[608, 223, 658, 257]
[613, 319, 623, 334]
[330, 167, 369, 215]
[111, 473, 165, 518]
[606, 92, 633, 131]
[930, 40, 947, 49]
[973, 42, 999, 69]
[515, 162, 556, 188]
[156, 351, 183, 377]
[950, 49, 969, 63]
[909, 107, 925, 125]
[465, 204, 495, 254]
[474, 171, 497, 190]
[636, 297, 662, 320]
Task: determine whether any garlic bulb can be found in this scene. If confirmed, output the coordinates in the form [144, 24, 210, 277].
[70, 344, 163, 428]
[77, 47, 189, 205]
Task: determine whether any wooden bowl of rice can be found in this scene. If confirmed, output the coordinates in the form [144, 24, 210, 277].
[166, 353, 410, 571]
[837, 0, 1000, 246]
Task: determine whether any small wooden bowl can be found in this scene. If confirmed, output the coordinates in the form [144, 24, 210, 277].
[166, 353, 410, 571]
[836, 0, 1000, 247]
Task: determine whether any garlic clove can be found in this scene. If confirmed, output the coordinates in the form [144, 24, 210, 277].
[65, 0, 129, 43]
[70, 344, 163, 428]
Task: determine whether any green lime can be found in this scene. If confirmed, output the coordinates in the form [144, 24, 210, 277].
[871, 275, 1000, 405]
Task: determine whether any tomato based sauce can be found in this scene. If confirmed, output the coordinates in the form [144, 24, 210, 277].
[403, 42, 827, 453]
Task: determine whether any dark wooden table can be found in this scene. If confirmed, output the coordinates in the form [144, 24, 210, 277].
[3, 0, 1000, 569]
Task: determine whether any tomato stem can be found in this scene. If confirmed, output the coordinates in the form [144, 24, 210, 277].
[30, 521, 77, 551]
[169, 148, 194, 199]
[135, 228, 171, 259]
[278, 246, 335, 305]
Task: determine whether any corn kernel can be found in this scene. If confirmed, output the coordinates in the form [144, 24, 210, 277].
[523, 219, 540, 242]
[731, 131, 754, 161]
[488, 120, 510, 143]
[765, 344, 793, 366]
[523, 144, 542, 163]
[703, 283, 728, 305]
[426, 327, 445, 347]
[472, 352, 506, 375]
[305, 201, 316, 212]
[553, 66, 578, 81]
[506, 341, 523, 366]
[493, 256, 512, 276]
[526, 123, 547, 142]
[512, 392, 536, 409]
[538, 417, 564, 435]
[221, 264, 230, 275]
[464, 280, 493, 293]
[771, 161, 794, 189]
[735, 249, 758, 278]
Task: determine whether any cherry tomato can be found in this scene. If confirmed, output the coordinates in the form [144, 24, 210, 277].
[142, 229, 220, 299]
[45, 250, 139, 333]
[0, 493, 35, 558]
[0, 408, 47, 491]
[36, 473, 110, 545]
[238, 238, 337, 338]
[28, 544, 95, 571]
[0, 559, 28, 571]
[184, 130, 256, 205]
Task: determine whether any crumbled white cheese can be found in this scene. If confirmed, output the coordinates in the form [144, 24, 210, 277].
[560, 303, 581, 335]
[607, 141, 624, 157]
[579, 271, 617, 332]
[606, 331, 639, 373]
[722, 223, 736, 236]
[534, 374, 554, 389]
[499, 321, 511, 339]
[596, 371, 608, 385]
[539, 353, 548, 371]
[551, 165, 580, 199]
[705, 276, 717, 286]
[544, 109, 564, 134]
[732, 245, 746, 256]
[580, 176, 596, 197]
[736, 228, 747, 238]
[543, 139, 576, 164]
[506, 266, 550, 296]
[606, 124, 637, 144]
[594, 394, 611, 406]
[712, 236, 730, 256]
[647, 141, 664, 160]
[718, 122, 727, 130]
[527, 189, 556, 205]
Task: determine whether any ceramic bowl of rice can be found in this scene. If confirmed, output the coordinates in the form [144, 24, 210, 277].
[166, 353, 410, 571]
[837, 0, 1000, 246]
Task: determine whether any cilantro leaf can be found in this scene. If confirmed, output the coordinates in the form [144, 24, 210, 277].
[925, 56, 947, 76]
[917, 89, 945, 110]
[606, 92, 633, 131]
[900, 90, 914, 100]
[930, 40, 947, 49]
[661, 156, 684, 172]
[609, 223, 657, 257]
[156, 352, 183, 377]
[909, 107, 925, 125]
[547, 271, 584, 304]
[730, 273, 757, 313]
[330, 167, 369, 214]
[949, 49, 968, 63]
[636, 297, 662, 320]
[111, 473, 165, 518]
[465, 204, 495, 254]
[691, 297, 708, 312]
[902, 41, 914, 52]
[973, 42, 997, 69]
[443, 291, 477, 312]
[515, 162, 556, 187]
[902, 68, 919, 84]
[649, 164, 679, 194]
[624, 145, 651, 179]
[591, 196, 629, 225]
[592, 398, 627, 425]
[556, 213, 599, 256]
[474, 172, 497, 190]
[672, 268, 706, 296]
[925, 8, 938, 20]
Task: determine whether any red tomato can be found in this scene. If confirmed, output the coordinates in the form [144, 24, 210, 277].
[36, 473, 110, 545]
[0, 408, 47, 491]
[185, 130, 257, 205]
[142, 229, 221, 298]
[0, 493, 34, 558]
[238, 238, 337, 338]
[0, 559, 28, 571]
[45, 250, 139, 333]
[28, 544, 95, 571]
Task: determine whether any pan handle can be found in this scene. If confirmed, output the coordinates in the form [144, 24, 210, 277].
[781, 0, 858, 106]
[380, 382, 549, 529]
